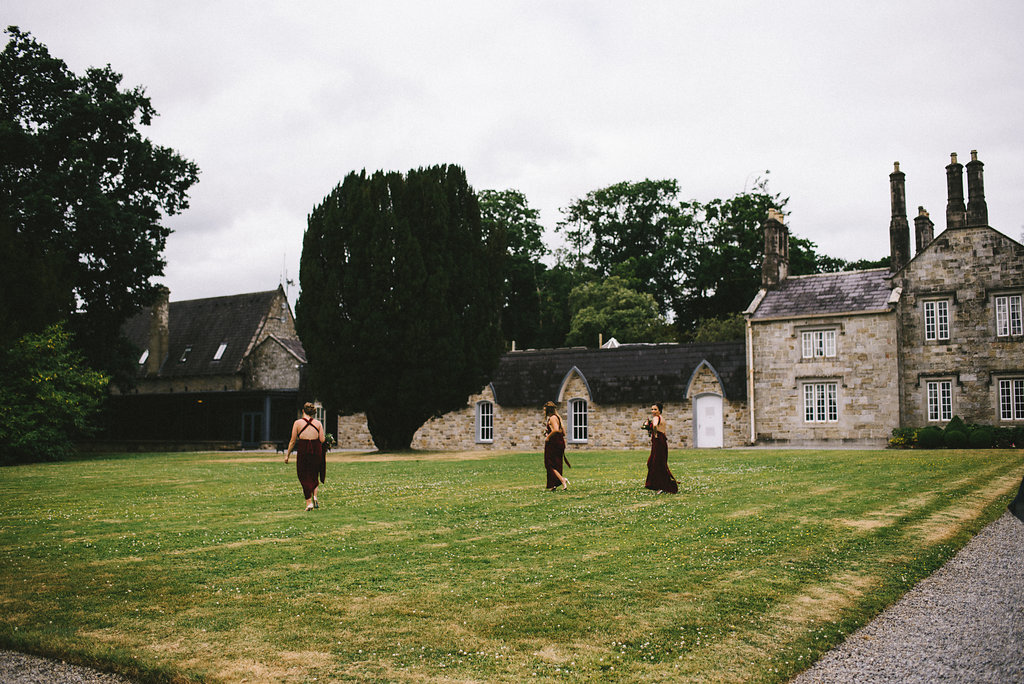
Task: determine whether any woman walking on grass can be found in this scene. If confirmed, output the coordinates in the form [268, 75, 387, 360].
[286, 402, 326, 511]
[543, 401, 570, 490]
[644, 403, 678, 494]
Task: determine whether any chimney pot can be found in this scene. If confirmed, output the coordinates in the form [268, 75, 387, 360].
[965, 149, 988, 227]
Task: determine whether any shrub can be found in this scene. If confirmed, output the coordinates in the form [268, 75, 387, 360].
[888, 427, 917, 449]
[944, 430, 968, 449]
[917, 426, 944, 449]
[1014, 426, 1024, 449]
[968, 427, 995, 449]
[944, 416, 968, 435]
[993, 427, 1015, 449]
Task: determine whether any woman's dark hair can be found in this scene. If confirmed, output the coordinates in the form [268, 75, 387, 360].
[303, 402, 316, 416]
[543, 401, 557, 416]
[654, 402, 663, 412]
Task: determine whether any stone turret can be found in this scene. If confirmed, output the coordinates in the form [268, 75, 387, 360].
[914, 206, 934, 254]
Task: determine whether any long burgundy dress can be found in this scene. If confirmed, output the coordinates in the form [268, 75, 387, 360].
[295, 419, 324, 499]
[645, 429, 678, 493]
[544, 416, 567, 489]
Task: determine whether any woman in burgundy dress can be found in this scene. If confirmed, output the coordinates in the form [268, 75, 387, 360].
[543, 401, 569, 490]
[644, 403, 678, 493]
[285, 402, 326, 511]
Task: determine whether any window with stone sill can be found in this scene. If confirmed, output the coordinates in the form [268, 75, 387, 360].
[476, 401, 494, 443]
[568, 398, 588, 442]
[801, 329, 836, 359]
[802, 381, 838, 423]
[926, 379, 953, 421]
[923, 300, 950, 341]
[998, 379, 1024, 421]
[995, 294, 1023, 337]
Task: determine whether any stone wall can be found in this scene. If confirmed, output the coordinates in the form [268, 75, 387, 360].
[892, 226, 1024, 426]
[336, 364, 750, 452]
[245, 338, 301, 391]
[749, 311, 899, 446]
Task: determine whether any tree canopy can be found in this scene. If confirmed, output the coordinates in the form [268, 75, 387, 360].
[0, 26, 199, 379]
[296, 165, 505, 451]
[565, 276, 675, 347]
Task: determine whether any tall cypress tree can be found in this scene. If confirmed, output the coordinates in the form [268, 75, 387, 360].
[296, 165, 505, 451]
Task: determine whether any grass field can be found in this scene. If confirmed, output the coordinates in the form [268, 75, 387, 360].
[1, 447, 1022, 683]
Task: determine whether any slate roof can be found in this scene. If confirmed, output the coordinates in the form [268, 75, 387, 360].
[490, 341, 747, 406]
[748, 268, 896, 320]
[122, 289, 305, 378]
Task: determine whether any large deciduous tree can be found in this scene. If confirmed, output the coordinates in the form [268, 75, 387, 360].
[296, 165, 505, 451]
[565, 276, 675, 347]
[0, 26, 199, 379]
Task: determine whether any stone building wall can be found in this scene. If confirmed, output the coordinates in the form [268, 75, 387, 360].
[245, 338, 301, 391]
[892, 226, 1024, 426]
[749, 311, 899, 445]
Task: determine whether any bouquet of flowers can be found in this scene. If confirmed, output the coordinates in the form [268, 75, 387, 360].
[642, 419, 655, 436]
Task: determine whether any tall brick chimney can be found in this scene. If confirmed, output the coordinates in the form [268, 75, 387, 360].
[965, 149, 988, 227]
[761, 208, 789, 288]
[889, 162, 911, 273]
[945, 152, 967, 229]
[146, 286, 170, 376]
[914, 206, 934, 254]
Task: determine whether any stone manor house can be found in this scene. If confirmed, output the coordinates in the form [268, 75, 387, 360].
[339, 150, 1024, 451]
[111, 151, 1023, 451]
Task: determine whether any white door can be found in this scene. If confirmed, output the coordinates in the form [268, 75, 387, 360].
[694, 394, 723, 448]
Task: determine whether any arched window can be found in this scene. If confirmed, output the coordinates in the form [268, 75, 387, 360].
[567, 398, 588, 443]
[476, 401, 494, 443]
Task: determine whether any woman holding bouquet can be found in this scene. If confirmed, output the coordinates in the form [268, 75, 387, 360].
[285, 402, 326, 511]
[644, 403, 678, 493]
[543, 401, 570, 490]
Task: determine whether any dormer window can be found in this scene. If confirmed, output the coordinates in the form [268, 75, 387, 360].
[179, 345, 192, 363]
[138, 349, 149, 365]
[213, 343, 227, 361]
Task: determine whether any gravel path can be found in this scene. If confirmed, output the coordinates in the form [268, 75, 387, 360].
[791, 510, 1024, 684]
[2, 511, 1022, 684]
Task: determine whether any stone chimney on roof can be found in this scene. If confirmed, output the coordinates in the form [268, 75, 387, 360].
[146, 286, 170, 376]
[945, 152, 967, 229]
[914, 206, 934, 254]
[965, 149, 988, 227]
[761, 208, 789, 288]
[889, 162, 911, 273]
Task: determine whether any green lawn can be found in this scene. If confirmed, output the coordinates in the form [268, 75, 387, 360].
[1, 448, 1021, 683]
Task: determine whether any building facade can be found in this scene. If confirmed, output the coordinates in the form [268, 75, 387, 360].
[103, 286, 308, 449]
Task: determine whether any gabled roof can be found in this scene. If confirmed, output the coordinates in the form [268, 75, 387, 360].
[122, 289, 304, 377]
[490, 341, 747, 406]
[748, 268, 896, 320]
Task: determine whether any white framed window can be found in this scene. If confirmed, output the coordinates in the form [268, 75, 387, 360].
[924, 300, 950, 341]
[213, 342, 228, 361]
[801, 329, 836, 358]
[926, 380, 953, 421]
[179, 345, 192, 363]
[999, 379, 1024, 420]
[476, 401, 494, 443]
[138, 349, 149, 365]
[568, 398, 588, 442]
[995, 295, 1023, 337]
[802, 382, 838, 423]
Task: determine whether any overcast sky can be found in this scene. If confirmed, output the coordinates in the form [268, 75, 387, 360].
[7, 1, 1024, 306]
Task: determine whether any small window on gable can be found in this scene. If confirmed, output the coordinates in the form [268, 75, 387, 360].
[924, 300, 950, 341]
[138, 349, 149, 365]
[179, 345, 192, 363]
[213, 343, 227, 361]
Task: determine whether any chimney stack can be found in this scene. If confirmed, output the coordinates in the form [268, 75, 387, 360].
[146, 286, 170, 376]
[945, 153, 967, 229]
[914, 206, 934, 254]
[889, 162, 911, 273]
[965, 149, 988, 227]
[761, 208, 789, 287]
